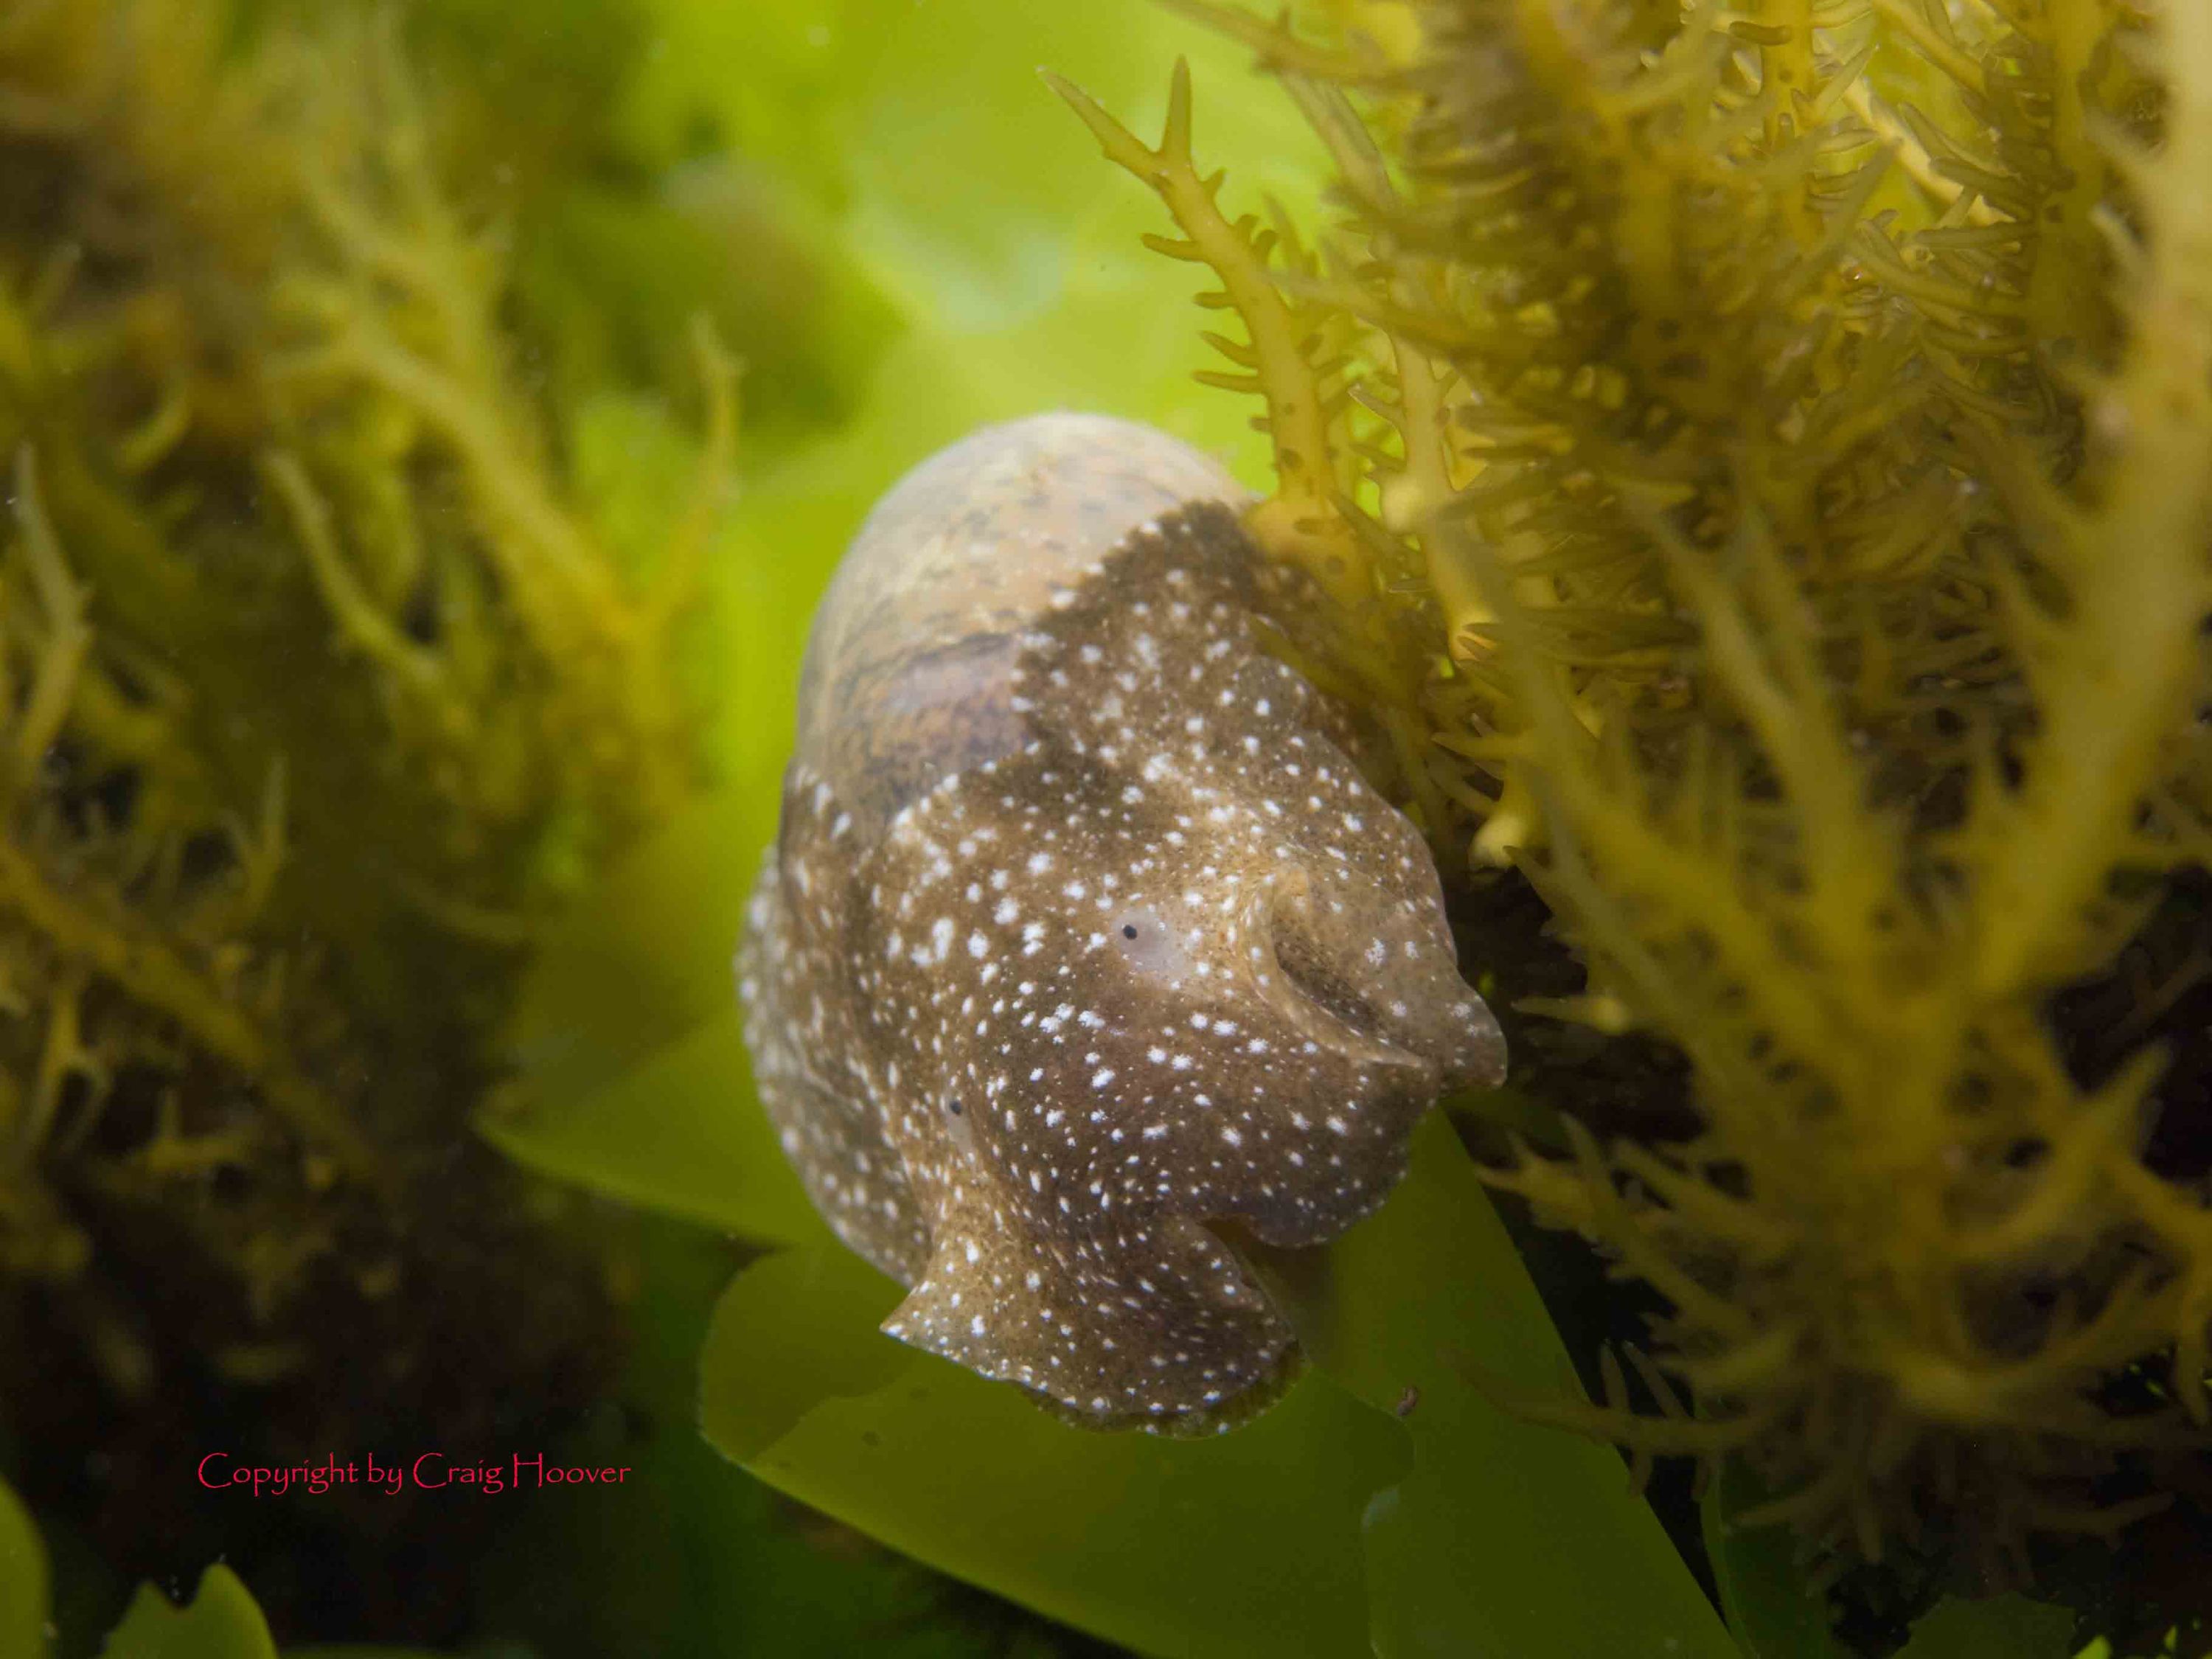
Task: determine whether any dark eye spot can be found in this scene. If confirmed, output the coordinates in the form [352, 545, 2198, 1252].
[1110, 904, 1193, 981]
[947, 1097, 964, 1116]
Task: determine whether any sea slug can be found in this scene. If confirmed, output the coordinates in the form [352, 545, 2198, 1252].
[738, 413, 1505, 1426]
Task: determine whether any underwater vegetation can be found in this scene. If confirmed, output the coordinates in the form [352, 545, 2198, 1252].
[0, 0, 744, 1640]
[6, 0, 2211, 1653]
[0, 0, 1206, 1652]
[1060, 0, 2212, 1624]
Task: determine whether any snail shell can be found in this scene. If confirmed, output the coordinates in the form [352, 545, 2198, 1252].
[737, 413, 1506, 1427]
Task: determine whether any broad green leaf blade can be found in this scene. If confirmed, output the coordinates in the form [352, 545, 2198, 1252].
[97, 1567, 275, 1659]
[1700, 1457, 1850, 1658]
[1895, 1595, 2078, 1659]
[487, 1006, 816, 1245]
[700, 1238, 1407, 1659]
[467, 1212, 992, 1659]
[0, 1476, 47, 1659]
[1259, 1116, 1736, 1659]
[503, 790, 777, 1118]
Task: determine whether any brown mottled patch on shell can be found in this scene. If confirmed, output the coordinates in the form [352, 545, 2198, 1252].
[738, 413, 1506, 1430]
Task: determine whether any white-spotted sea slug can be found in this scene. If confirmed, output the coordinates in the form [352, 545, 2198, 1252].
[737, 412, 1506, 1427]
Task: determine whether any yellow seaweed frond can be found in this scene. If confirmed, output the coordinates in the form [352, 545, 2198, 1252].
[1047, 59, 1369, 607]
[1152, 0, 1394, 80]
[4, 448, 87, 785]
[1141, 0, 2212, 1575]
[0, 0, 718, 1467]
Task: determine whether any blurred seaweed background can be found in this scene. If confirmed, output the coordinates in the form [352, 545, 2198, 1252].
[0, 0, 2207, 1656]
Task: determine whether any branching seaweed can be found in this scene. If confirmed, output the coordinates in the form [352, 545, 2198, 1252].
[0, 0, 730, 1602]
[1082, 0, 2212, 1585]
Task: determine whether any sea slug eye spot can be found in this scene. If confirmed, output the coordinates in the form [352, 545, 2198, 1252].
[942, 1091, 977, 1157]
[1110, 905, 1194, 981]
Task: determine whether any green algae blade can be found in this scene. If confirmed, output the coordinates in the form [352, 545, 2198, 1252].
[682, 1117, 1733, 1658]
[699, 1239, 1402, 1659]
[484, 1005, 818, 1247]
[1265, 1116, 1736, 1659]
[1895, 1595, 2078, 1659]
[0, 1478, 47, 1659]
[514, 846, 1728, 1655]
[1700, 1459, 1851, 1659]
[501, 804, 1730, 1654]
[96, 1567, 275, 1659]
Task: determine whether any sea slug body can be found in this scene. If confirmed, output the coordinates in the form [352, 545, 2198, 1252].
[737, 412, 1506, 1427]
